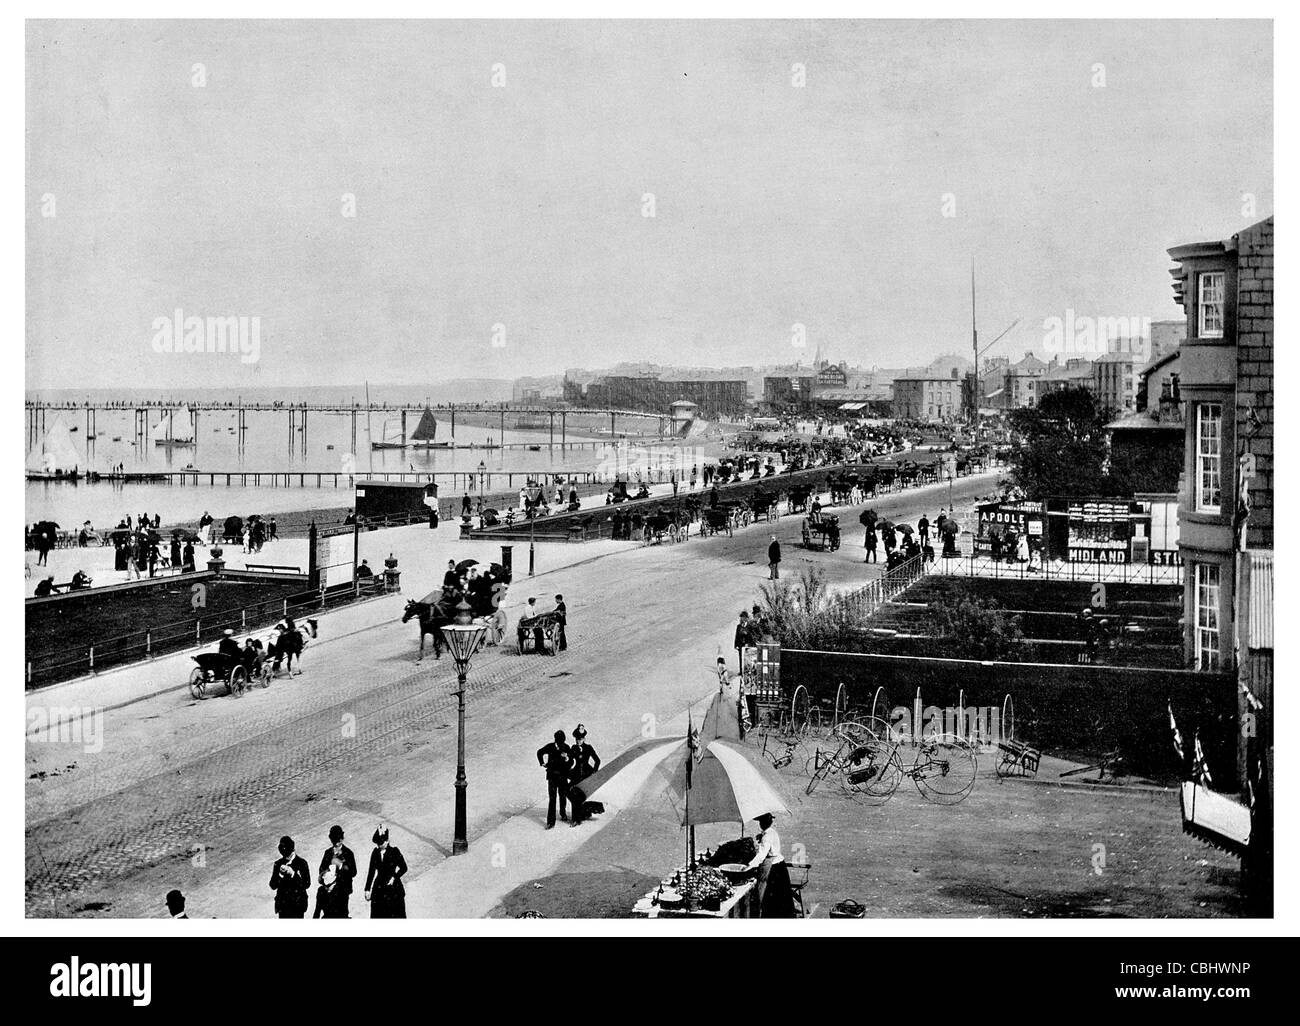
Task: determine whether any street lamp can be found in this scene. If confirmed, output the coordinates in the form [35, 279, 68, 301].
[477, 460, 486, 494]
[440, 600, 488, 855]
[526, 480, 544, 576]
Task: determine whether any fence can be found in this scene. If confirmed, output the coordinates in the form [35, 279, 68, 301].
[930, 552, 1185, 586]
[826, 554, 929, 621]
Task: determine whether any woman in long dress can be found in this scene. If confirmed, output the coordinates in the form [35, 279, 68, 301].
[746, 813, 796, 918]
[364, 825, 408, 919]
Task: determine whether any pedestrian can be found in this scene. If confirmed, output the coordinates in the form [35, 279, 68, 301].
[364, 825, 408, 918]
[182, 541, 195, 573]
[536, 730, 572, 828]
[553, 594, 567, 651]
[268, 517, 278, 542]
[165, 889, 188, 919]
[170, 534, 181, 570]
[269, 836, 312, 919]
[767, 534, 781, 580]
[690, 465, 697, 490]
[918, 514, 930, 547]
[745, 813, 796, 918]
[314, 825, 357, 919]
[671, 472, 678, 496]
[733, 610, 751, 670]
[567, 725, 602, 826]
[750, 604, 766, 643]
[199, 511, 213, 546]
[462, 492, 472, 517]
[864, 524, 877, 563]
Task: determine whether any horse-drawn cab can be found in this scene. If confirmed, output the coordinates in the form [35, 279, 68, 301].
[643, 509, 677, 545]
[801, 513, 841, 551]
[402, 562, 511, 661]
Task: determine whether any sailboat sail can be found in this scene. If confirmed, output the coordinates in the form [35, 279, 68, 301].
[26, 417, 86, 476]
[409, 407, 438, 441]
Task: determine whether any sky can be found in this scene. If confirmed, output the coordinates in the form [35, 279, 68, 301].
[26, 19, 1273, 391]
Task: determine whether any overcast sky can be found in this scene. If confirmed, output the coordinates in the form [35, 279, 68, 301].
[26, 19, 1272, 391]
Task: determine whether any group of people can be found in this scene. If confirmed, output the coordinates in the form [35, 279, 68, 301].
[535, 724, 602, 829]
[860, 509, 961, 566]
[268, 824, 408, 919]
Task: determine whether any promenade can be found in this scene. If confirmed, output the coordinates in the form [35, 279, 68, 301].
[25, 471, 1000, 917]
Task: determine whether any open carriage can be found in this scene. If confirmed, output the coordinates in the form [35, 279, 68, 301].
[786, 485, 814, 515]
[188, 650, 271, 700]
[801, 513, 841, 551]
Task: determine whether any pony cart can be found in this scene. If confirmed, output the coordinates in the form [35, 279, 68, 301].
[700, 507, 733, 538]
[748, 493, 778, 523]
[801, 514, 841, 551]
[786, 485, 813, 515]
[517, 611, 562, 655]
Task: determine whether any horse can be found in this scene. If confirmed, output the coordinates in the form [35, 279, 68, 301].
[402, 597, 456, 661]
[267, 617, 318, 675]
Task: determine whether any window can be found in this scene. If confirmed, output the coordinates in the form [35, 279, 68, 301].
[1194, 563, 1221, 671]
[1198, 271, 1225, 338]
[1195, 403, 1223, 513]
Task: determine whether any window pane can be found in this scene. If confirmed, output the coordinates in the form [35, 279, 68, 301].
[1199, 271, 1225, 337]
[1196, 403, 1222, 511]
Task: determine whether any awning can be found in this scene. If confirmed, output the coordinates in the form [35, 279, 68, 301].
[838, 402, 867, 411]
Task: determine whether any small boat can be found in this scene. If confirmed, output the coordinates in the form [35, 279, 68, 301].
[326, 444, 335, 450]
[111, 436, 122, 442]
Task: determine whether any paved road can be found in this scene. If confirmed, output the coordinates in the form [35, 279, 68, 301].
[26, 472, 1003, 917]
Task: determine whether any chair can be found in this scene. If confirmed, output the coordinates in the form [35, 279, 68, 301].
[787, 862, 812, 918]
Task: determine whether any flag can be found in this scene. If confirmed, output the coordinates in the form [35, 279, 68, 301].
[1168, 702, 1185, 763]
[685, 710, 698, 789]
[1192, 730, 1213, 788]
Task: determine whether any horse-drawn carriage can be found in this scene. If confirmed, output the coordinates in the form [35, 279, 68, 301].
[801, 513, 841, 551]
[517, 610, 562, 655]
[189, 650, 270, 699]
[701, 506, 733, 538]
[786, 485, 814, 515]
[748, 492, 778, 523]
[402, 561, 511, 660]
[643, 509, 686, 544]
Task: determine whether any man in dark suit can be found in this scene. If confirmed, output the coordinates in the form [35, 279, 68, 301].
[536, 731, 572, 829]
[270, 835, 312, 919]
[315, 825, 357, 919]
[767, 535, 782, 580]
[553, 594, 567, 651]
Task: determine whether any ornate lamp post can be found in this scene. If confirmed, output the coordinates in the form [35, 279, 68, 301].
[526, 481, 544, 576]
[440, 600, 488, 855]
[477, 459, 486, 494]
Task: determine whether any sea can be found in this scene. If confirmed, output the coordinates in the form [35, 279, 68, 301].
[25, 386, 721, 529]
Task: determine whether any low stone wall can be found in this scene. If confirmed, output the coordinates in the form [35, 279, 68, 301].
[779, 648, 1235, 781]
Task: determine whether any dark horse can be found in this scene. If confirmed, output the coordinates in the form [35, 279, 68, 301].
[402, 597, 457, 661]
[267, 618, 319, 675]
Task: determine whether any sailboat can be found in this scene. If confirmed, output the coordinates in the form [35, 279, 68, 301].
[26, 417, 86, 480]
[370, 417, 407, 451]
[153, 407, 196, 447]
[408, 406, 449, 449]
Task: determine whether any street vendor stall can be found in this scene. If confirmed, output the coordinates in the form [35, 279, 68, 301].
[571, 689, 793, 918]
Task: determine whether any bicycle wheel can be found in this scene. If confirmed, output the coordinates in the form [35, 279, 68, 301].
[839, 738, 904, 801]
[790, 685, 811, 736]
[833, 683, 850, 729]
[911, 736, 978, 805]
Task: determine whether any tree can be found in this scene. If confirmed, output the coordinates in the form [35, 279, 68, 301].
[1007, 387, 1121, 499]
[926, 588, 1024, 662]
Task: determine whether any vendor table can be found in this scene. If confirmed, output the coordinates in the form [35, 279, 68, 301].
[631, 875, 759, 919]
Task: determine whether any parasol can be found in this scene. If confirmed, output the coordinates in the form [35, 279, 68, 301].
[574, 705, 787, 830]
[896, 523, 915, 537]
[455, 559, 479, 573]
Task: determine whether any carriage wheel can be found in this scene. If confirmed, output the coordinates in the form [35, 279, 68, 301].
[188, 667, 207, 701]
[228, 666, 248, 698]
